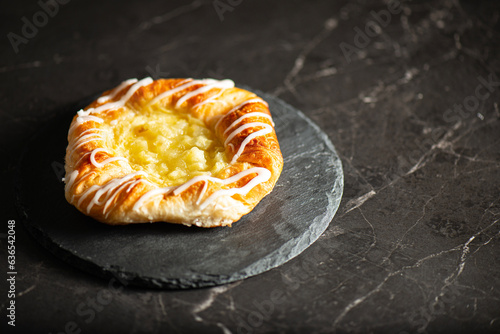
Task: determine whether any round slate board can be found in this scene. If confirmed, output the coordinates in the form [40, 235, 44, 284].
[16, 88, 344, 289]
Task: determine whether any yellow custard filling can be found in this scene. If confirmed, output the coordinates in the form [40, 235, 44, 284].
[104, 105, 229, 187]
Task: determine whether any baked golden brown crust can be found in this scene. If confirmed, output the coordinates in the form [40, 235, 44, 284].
[64, 78, 283, 227]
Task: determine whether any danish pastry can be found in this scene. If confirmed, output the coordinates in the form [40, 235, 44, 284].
[64, 77, 283, 227]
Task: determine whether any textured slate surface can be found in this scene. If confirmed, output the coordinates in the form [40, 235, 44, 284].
[3, 0, 500, 333]
[16, 90, 343, 289]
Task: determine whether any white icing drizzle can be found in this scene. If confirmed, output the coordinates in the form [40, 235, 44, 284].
[149, 79, 234, 106]
[97, 78, 138, 104]
[223, 112, 274, 135]
[68, 78, 154, 190]
[148, 79, 194, 105]
[77, 184, 101, 208]
[215, 99, 275, 164]
[74, 128, 104, 139]
[224, 122, 269, 146]
[126, 178, 149, 193]
[173, 167, 271, 209]
[196, 181, 209, 205]
[111, 77, 153, 106]
[133, 91, 275, 214]
[223, 121, 273, 164]
[200, 167, 271, 209]
[75, 114, 104, 125]
[214, 98, 267, 131]
[103, 177, 152, 218]
[67, 79, 161, 217]
[173, 176, 206, 197]
[83, 172, 147, 214]
[132, 187, 176, 211]
[74, 152, 91, 168]
[80, 77, 153, 116]
[230, 125, 273, 164]
[69, 133, 104, 152]
[69, 115, 104, 150]
[102, 179, 136, 216]
[192, 89, 228, 109]
[68, 116, 87, 137]
[89, 148, 128, 168]
[67, 77, 277, 219]
[65, 170, 79, 191]
[134, 167, 271, 211]
[175, 79, 234, 108]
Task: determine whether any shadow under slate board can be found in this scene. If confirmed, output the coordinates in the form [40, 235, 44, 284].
[16, 87, 344, 289]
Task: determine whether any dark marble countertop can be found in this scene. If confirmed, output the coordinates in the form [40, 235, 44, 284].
[2, 0, 499, 333]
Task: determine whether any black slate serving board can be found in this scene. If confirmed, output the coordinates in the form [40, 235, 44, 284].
[16, 88, 343, 289]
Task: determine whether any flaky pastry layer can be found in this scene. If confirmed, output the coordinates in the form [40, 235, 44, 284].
[64, 78, 283, 227]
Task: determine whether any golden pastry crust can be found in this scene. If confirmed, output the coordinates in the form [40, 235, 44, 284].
[64, 78, 283, 227]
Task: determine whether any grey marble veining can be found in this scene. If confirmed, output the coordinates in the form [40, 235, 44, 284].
[2, 0, 500, 333]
